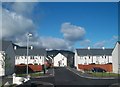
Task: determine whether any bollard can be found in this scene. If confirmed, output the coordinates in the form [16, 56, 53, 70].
[27, 75, 31, 81]
[12, 73, 16, 84]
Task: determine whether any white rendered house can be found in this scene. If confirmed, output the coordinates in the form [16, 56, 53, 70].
[75, 47, 113, 69]
[0, 51, 5, 76]
[53, 53, 67, 67]
[112, 41, 120, 73]
[47, 50, 74, 67]
[0, 41, 15, 76]
[14, 46, 46, 65]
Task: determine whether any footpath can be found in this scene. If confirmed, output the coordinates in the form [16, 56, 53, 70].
[17, 68, 55, 87]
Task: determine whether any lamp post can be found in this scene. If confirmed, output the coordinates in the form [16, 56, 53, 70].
[43, 55, 47, 74]
[26, 33, 32, 76]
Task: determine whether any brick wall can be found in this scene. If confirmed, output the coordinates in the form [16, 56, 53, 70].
[15, 64, 42, 74]
[78, 64, 112, 72]
[28, 65, 42, 72]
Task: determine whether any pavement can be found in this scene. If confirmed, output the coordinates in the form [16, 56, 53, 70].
[6, 67, 120, 87]
[17, 68, 55, 87]
[0, 75, 13, 86]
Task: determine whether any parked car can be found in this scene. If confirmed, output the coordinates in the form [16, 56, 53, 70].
[91, 67, 106, 72]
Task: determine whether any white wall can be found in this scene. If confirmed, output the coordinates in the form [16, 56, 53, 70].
[0, 52, 5, 76]
[75, 53, 112, 65]
[74, 50, 79, 69]
[54, 53, 67, 67]
[112, 42, 120, 73]
[15, 56, 45, 65]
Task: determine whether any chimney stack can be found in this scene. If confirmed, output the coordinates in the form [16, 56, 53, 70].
[14, 46, 17, 50]
[88, 47, 90, 50]
[30, 46, 33, 50]
[102, 47, 105, 50]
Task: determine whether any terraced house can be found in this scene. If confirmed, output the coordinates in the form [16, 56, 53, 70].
[14, 46, 46, 65]
[14, 45, 47, 73]
[75, 47, 113, 72]
[112, 41, 120, 73]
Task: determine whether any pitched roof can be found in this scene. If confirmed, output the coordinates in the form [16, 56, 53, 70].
[118, 41, 120, 44]
[59, 50, 74, 58]
[47, 50, 59, 58]
[14, 47, 46, 56]
[76, 48, 113, 56]
[47, 50, 74, 59]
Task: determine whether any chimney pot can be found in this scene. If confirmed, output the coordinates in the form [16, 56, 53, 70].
[102, 47, 105, 50]
[88, 47, 90, 50]
[30, 46, 33, 50]
[14, 46, 17, 50]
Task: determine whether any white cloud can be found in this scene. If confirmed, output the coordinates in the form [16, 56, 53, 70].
[11, 2, 37, 17]
[40, 37, 69, 50]
[80, 39, 91, 47]
[61, 22, 85, 42]
[111, 35, 118, 40]
[2, 8, 35, 39]
[14, 35, 72, 50]
[94, 41, 106, 48]
[93, 35, 118, 48]
[2, 3, 73, 50]
[14, 33, 42, 47]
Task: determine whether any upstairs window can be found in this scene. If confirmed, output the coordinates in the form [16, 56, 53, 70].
[105, 56, 106, 58]
[89, 56, 90, 59]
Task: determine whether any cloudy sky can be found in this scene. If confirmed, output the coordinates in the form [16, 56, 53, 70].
[1, 2, 118, 50]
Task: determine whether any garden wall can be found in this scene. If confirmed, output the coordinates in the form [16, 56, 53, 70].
[78, 64, 112, 72]
[15, 65, 42, 74]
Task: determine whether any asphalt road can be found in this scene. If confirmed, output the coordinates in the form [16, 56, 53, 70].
[54, 67, 119, 87]
[19, 67, 119, 87]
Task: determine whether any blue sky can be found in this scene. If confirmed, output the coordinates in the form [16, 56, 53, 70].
[2, 2, 118, 50]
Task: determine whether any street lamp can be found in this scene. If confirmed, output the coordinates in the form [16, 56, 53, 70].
[43, 55, 47, 74]
[26, 33, 32, 76]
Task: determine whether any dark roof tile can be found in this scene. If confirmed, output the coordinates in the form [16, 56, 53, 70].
[47, 50, 74, 59]
[76, 48, 113, 56]
[14, 47, 46, 56]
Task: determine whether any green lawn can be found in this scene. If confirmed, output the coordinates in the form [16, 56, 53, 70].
[87, 72, 120, 77]
[16, 72, 44, 77]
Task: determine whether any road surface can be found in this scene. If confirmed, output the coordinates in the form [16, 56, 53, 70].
[54, 67, 118, 87]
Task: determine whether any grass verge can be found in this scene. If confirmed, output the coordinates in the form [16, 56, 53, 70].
[16, 72, 44, 77]
[87, 72, 120, 77]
